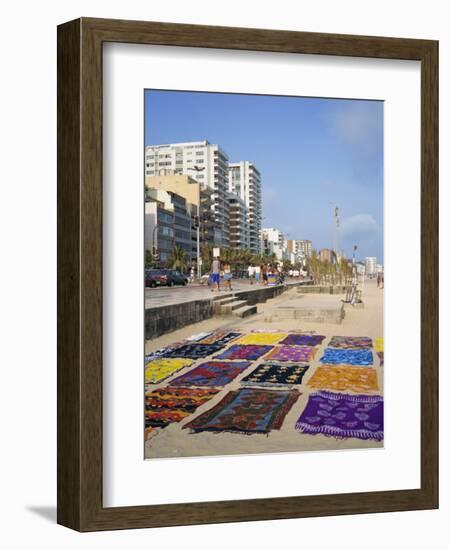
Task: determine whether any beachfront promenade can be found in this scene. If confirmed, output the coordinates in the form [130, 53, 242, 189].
[145, 278, 308, 309]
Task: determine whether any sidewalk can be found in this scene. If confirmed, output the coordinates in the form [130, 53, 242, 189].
[145, 278, 308, 309]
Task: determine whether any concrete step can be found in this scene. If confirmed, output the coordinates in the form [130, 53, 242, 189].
[217, 300, 248, 313]
[233, 304, 258, 318]
[213, 296, 237, 306]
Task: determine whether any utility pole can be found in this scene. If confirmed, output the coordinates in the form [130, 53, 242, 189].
[152, 224, 159, 266]
[189, 165, 205, 281]
[333, 206, 339, 264]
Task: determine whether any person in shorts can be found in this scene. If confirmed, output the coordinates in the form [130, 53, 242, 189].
[211, 257, 221, 291]
[223, 263, 233, 290]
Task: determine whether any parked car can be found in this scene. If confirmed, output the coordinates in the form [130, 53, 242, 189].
[145, 268, 167, 288]
[159, 269, 189, 287]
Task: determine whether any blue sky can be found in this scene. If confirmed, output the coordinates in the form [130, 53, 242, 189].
[145, 90, 384, 263]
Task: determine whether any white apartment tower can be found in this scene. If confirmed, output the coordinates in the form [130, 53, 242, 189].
[365, 256, 378, 276]
[145, 141, 230, 247]
[297, 239, 312, 257]
[228, 161, 262, 254]
[261, 227, 285, 261]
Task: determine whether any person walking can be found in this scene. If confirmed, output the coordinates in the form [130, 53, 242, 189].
[223, 263, 233, 291]
[254, 264, 261, 284]
[262, 264, 268, 286]
[211, 256, 221, 292]
[247, 264, 255, 284]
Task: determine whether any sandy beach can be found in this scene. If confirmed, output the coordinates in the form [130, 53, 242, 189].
[144, 279, 383, 459]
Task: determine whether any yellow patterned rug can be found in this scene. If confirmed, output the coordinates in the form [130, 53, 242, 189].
[145, 357, 194, 384]
[235, 332, 288, 345]
[307, 365, 379, 393]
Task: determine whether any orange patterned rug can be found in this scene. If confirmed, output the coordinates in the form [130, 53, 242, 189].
[307, 365, 379, 393]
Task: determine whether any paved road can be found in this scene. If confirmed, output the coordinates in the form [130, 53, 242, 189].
[145, 278, 307, 309]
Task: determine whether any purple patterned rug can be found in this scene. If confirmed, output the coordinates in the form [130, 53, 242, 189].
[280, 334, 325, 346]
[295, 390, 383, 441]
[327, 336, 373, 349]
[265, 345, 315, 363]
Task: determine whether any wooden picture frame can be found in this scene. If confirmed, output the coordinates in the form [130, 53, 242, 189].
[57, 17, 438, 531]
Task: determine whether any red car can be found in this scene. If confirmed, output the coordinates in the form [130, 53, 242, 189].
[145, 269, 167, 288]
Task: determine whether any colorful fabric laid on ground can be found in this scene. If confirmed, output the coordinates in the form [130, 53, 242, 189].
[319, 348, 373, 366]
[145, 357, 194, 384]
[145, 386, 220, 430]
[295, 390, 383, 441]
[145, 341, 183, 362]
[184, 387, 300, 434]
[169, 361, 251, 387]
[186, 331, 213, 342]
[241, 363, 309, 387]
[377, 351, 384, 366]
[265, 345, 315, 363]
[162, 343, 225, 359]
[198, 331, 242, 345]
[214, 344, 274, 361]
[327, 336, 373, 349]
[235, 332, 288, 345]
[280, 333, 326, 346]
[375, 338, 384, 352]
[307, 366, 379, 393]
[145, 351, 165, 363]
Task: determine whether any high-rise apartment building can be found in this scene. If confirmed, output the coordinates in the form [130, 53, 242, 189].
[297, 239, 312, 257]
[365, 256, 378, 276]
[145, 141, 230, 247]
[144, 200, 175, 265]
[229, 194, 250, 250]
[145, 174, 215, 251]
[261, 227, 285, 260]
[228, 161, 262, 254]
[146, 188, 193, 263]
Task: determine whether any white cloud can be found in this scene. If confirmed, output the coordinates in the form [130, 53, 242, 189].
[340, 213, 379, 240]
[332, 102, 382, 147]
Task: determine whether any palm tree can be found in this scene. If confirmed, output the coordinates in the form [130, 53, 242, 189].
[309, 249, 320, 284]
[201, 243, 213, 273]
[145, 249, 155, 268]
[169, 245, 188, 272]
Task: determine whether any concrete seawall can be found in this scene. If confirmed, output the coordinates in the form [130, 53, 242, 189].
[145, 283, 299, 339]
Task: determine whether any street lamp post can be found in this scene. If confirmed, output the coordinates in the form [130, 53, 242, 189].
[333, 206, 339, 263]
[189, 165, 205, 281]
[152, 224, 159, 265]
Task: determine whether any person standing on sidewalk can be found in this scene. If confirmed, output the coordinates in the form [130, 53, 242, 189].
[211, 257, 221, 292]
[262, 264, 268, 285]
[247, 264, 255, 284]
[223, 263, 233, 291]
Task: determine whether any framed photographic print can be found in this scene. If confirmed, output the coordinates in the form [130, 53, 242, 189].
[57, 17, 438, 531]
